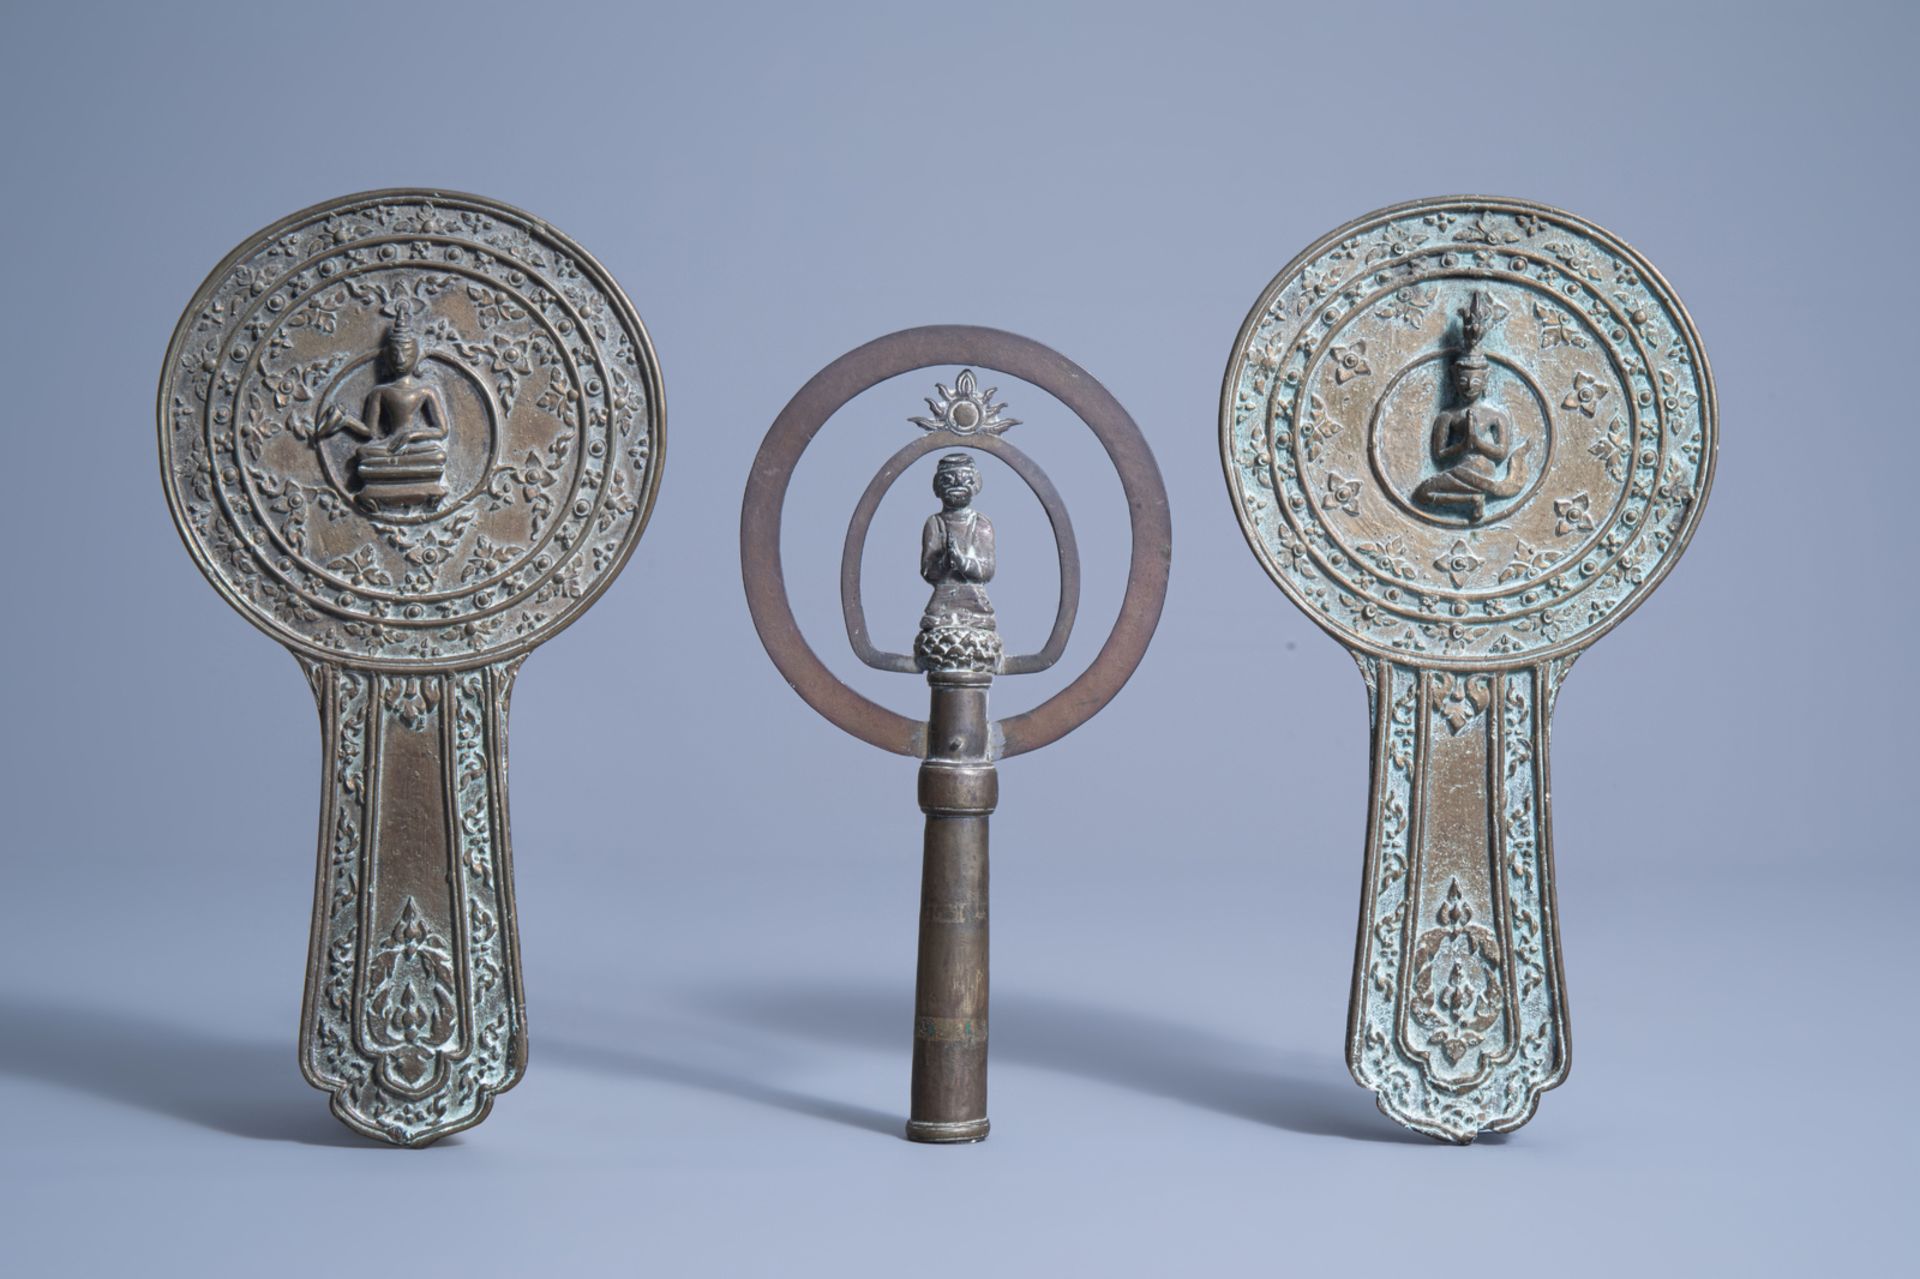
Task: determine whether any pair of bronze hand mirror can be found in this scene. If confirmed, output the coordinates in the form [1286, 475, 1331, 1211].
[159, 190, 1712, 1147]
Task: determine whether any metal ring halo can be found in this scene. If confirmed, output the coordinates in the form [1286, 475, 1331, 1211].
[741, 325, 1171, 759]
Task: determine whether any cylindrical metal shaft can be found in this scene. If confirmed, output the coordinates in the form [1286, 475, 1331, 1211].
[907, 669, 996, 1142]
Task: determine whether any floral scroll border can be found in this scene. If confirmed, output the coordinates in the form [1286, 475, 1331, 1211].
[1222, 198, 1713, 668]
[160, 191, 664, 671]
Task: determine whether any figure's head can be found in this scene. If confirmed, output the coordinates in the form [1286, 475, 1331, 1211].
[1452, 289, 1504, 403]
[384, 314, 421, 376]
[1452, 357, 1488, 401]
[933, 453, 980, 509]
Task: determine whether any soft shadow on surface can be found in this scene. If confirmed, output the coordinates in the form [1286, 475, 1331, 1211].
[539, 1036, 899, 1137]
[0, 996, 373, 1148]
[690, 982, 1427, 1145]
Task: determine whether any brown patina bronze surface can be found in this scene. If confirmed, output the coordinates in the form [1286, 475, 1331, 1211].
[1220, 196, 1716, 1142]
[157, 189, 665, 1146]
[742, 325, 1170, 1141]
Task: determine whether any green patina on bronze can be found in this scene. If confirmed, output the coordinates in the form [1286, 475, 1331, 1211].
[1220, 196, 1716, 1143]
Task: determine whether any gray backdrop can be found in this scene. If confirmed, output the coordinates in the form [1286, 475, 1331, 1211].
[2, 0, 1910, 1273]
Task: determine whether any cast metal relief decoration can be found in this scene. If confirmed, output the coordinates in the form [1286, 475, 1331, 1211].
[743, 327, 1170, 1143]
[158, 189, 665, 1146]
[914, 451, 1003, 673]
[1219, 197, 1715, 1142]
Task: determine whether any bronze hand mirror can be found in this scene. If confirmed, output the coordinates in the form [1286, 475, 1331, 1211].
[158, 189, 665, 1145]
[743, 326, 1170, 1142]
[1220, 197, 1715, 1142]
